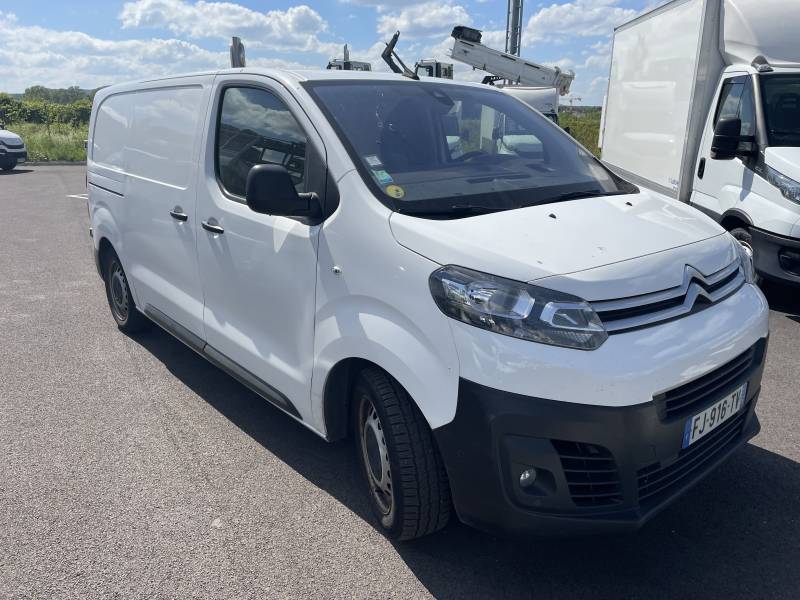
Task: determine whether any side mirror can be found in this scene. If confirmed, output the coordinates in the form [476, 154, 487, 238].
[245, 164, 320, 219]
[710, 116, 743, 160]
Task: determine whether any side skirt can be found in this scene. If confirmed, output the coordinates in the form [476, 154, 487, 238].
[143, 304, 303, 420]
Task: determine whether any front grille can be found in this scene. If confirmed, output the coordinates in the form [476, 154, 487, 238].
[3, 142, 24, 150]
[591, 260, 744, 333]
[637, 408, 748, 506]
[655, 344, 756, 421]
[552, 440, 623, 507]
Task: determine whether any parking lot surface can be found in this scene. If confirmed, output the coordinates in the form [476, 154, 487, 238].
[2, 165, 799, 599]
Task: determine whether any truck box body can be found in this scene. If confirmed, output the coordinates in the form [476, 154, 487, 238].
[600, 0, 800, 202]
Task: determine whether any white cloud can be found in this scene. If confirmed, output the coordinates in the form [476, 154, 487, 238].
[523, 0, 636, 44]
[0, 10, 316, 92]
[341, 0, 428, 9]
[120, 0, 338, 53]
[376, 2, 471, 39]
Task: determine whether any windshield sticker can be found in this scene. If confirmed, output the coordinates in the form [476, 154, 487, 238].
[365, 155, 383, 168]
[385, 184, 405, 199]
[373, 169, 394, 185]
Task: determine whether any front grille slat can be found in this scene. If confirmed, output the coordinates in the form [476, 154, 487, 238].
[592, 261, 744, 333]
[657, 345, 756, 420]
[663, 350, 753, 407]
[637, 410, 747, 503]
[553, 440, 623, 507]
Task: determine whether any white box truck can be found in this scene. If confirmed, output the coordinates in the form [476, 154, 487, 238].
[600, 0, 800, 285]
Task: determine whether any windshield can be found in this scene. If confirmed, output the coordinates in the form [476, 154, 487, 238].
[760, 74, 800, 147]
[304, 81, 636, 216]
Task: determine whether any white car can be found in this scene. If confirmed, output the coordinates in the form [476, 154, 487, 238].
[87, 69, 769, 540]
[0, 127, 27, 171]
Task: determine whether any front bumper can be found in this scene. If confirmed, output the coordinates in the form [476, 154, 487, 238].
[0, 147, 27, 163]
[751, 227, 800, 285]
[434, 337, 767, 537]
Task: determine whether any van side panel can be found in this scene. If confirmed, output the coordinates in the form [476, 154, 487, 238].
[89, 79, 213, 339]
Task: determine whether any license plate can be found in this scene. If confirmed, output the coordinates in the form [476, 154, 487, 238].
[682, 383, 747, 448]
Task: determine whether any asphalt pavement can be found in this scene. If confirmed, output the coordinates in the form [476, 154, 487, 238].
[1, 165, 798, 599]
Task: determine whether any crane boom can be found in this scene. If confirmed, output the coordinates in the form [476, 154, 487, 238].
[449, 26, 574, 95]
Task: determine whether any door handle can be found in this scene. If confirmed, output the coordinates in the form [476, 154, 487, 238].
[201, 220, 224, 235]
[169, 207, 188, 221]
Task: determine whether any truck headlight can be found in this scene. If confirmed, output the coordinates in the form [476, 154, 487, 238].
[763, 164, 800, 204]
[429, 265, 608, 350]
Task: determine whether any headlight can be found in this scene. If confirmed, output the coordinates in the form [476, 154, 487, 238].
[762, 164, 800, 204]
[429, 265, 608, 350]
[734, 236, 756, 284]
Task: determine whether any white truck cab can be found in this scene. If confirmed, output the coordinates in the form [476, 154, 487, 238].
[600, 0, 800, 285]
[88, 69, 768, 540]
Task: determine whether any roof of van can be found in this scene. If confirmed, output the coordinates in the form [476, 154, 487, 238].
[102, 67, 489, 90]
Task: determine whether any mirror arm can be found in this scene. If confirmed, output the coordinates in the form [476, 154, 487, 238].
[296, 192, 322, 219]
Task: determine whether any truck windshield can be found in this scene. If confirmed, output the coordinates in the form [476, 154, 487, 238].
[304, 81, 636, 216]
[760, 74, 800, 147]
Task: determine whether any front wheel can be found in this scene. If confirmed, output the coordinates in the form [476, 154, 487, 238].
[353, 368, 451, 540]
[0, 159, 16, 171]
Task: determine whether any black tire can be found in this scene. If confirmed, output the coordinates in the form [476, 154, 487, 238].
[353, 367, 451, 540]
[730, 227, 763, 285]
[1, 159, 16, 171]
[103, 250, 149, 333]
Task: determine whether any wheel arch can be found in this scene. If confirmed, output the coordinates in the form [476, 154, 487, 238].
[97, 236, 115, 279]
[322, 357, 378, 442]
[720, 208, 754, 231]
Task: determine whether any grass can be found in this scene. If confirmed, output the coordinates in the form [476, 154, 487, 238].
[559, 110, 602, 157]
[8, 122, 88, 162]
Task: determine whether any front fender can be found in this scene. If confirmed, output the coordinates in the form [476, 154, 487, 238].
[311, 296, 460, 434]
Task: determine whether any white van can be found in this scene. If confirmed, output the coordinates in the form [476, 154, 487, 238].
[88, 69, 769, 540]
[600, 0, 800, 286]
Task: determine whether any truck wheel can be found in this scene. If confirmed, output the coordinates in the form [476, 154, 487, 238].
[353, 367, 451, 541]
[103, 251, 149, 333]
[731, 227, 762, 285]
[1, 159, 16, 171]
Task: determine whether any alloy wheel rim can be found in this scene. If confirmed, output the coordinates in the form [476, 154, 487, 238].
[360, 399, 393, 516]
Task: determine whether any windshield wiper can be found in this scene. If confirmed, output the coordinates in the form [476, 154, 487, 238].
[549, 190, 625, 203]
[402, 204, 510, 218]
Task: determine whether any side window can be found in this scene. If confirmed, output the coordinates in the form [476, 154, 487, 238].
[216, 87, 307, 199]
[713, 77, 755, 134]
[714, 80, 744, 126]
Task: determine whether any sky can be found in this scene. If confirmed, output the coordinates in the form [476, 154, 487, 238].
[0, 0, 661, 104]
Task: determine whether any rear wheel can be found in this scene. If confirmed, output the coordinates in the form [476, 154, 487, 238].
[353, 367, 451, 540]
[0, 159, 16, 171]
[103, 251, 149, 333]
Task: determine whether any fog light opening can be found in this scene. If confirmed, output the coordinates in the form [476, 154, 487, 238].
[519, 468, 537, 489]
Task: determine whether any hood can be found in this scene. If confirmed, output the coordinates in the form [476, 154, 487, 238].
[389, 189, 725, 282]
[765, 147, 800, 183]
[0, 129, 22, 145]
